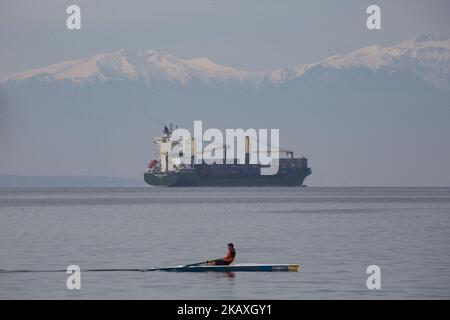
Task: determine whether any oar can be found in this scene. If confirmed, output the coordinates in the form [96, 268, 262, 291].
[0, 268, 145, 273]
[0, 260, 219, 273]
[182, 260, 211, 268]
[141, 259, 216, 272]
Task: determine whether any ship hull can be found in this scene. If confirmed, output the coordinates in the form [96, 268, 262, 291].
[144, 168, 311, 187]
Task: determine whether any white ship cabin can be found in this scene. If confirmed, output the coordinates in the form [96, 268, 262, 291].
[153, 125, 191, 173]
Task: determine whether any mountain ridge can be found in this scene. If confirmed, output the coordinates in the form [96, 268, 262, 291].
[2, 34, 449, 90]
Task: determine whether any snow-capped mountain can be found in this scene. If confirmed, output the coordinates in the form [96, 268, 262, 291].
[0, 49, 262, 86]
[1, 34, 449, 90]
[265, 33, 450, 90]
[318, 33, 450, 90]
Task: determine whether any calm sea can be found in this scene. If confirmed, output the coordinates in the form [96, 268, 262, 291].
[0, 187, 449, 299]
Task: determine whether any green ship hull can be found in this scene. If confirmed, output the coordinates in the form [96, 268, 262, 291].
[144, 166, 311, 187]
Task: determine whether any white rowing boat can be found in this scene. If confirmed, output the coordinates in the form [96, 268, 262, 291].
[147, 263, 300, 272]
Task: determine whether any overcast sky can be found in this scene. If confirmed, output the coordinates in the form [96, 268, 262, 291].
[1, 0, 450, 74]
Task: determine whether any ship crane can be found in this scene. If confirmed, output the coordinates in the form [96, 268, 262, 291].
[195, 144, 231, 165]
[245, 136, 295, 159]
[249, 150, 294, 159]
[194, 144, 231, 155]
[248, 147, 295, 159]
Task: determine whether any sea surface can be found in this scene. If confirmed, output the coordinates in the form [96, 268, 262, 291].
[0, 187, 449, 299]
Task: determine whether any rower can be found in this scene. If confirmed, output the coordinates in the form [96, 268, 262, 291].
[207, 243, 236, 265]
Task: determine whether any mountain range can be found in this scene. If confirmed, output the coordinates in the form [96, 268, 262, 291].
[2, 33, 450, 91]
[1, 34, 450, 186]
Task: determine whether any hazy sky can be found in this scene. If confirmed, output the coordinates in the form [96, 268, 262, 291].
[1, 1, 450, 186]
[1, 0, 450, 74]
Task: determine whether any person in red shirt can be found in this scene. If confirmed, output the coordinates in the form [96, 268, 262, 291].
[207, 243, 236, 265]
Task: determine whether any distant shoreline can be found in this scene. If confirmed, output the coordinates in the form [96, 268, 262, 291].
[0, 174, 146, 188]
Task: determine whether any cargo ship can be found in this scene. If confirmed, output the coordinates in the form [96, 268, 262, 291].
[144, 125, 311, 187]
